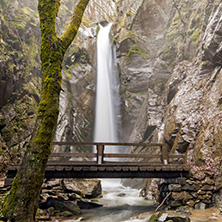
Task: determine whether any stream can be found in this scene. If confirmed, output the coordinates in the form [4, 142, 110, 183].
[57, 179, 222, 222]
[60, 179, 154, 222]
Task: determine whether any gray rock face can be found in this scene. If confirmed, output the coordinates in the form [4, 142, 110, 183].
[116, 0, 222, 209]
[117, 0, 172, 140]
[202, 4, 222, 65]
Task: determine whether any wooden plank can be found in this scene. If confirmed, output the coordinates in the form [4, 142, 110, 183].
[90, 166, 98, 171]
[147, 166, 155, 171]
[162, 165, 170, 171]
[161, 145, 168, 164]
[122, 167, 129, 171]
[155, 166, 162, 171]
[183, 165, 190, 171]
[46, 166, 55, 171]
[176, 165, 183, 171]
[50, 153, 96, 158]
[106, 167, 115, 171]
[83, 167, 90, 171]
[130, 167, 138, 171]
[103, 154, 161, 158]
[55, 166, 64, 171]
[169, 155, 184, 159]
[98, 167, 106, 171]
[97, 145, 104, 164]
[74, 167, 82, 171]
[65, 167, 72, 171]
[52, 141, 163, 147]
[114, 167, 122, 171]
[169, 165, 177, 171]
[139, 166, 147, 171]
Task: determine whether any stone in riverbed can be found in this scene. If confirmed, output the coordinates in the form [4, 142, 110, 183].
[149, 212, 190, 222]
[39, 197, 81, 215]
[59, 211, 74, 217]
[62, 179, 102, 198]
[77, 200, 103, 209]
[186, 200, 195, 207]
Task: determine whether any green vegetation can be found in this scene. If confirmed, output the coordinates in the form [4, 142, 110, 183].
[2, 0, 90, 221]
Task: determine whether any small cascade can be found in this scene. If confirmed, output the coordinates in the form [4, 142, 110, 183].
[94, 23, 120, 155]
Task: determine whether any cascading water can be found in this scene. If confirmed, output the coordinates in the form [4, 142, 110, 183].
[94, 23, 120, 152]
[77, 23, 155, 222]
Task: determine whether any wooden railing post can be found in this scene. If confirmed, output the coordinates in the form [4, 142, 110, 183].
[161, 145, 168, 165]
[97, 144, 104, 164]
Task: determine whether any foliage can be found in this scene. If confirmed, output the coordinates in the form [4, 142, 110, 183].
[2, 0, 90, 221]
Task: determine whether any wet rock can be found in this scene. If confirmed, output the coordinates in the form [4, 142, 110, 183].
[182, 184, 196, 191]
[117, 193, 126, 197]
[192, 172, 206, 181]
[186, 200, 195, 208]
[166, 216, 191, 222]
[195, 202, 206, 210]
[40, 197, 81, 215]
[171, 192, 192, 202]
[77, 200, 102, 209]
[201, 185, 214, 191]
[59, 211, 74, 217]
[168, 200, 182, 208]
[149, 212, 190, 222]
[168, 184, 182, 192]
[202, 177, 214, 185]
[202, 4, 222, 65]
[62, 179, 102, 198]
[42, 179, 61, 189]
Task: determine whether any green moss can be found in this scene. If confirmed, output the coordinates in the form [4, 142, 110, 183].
[161, 45, 177, 63]
[149, 212, 162, 222]
[1, 128, 13, 142]
[125, 43, 148, 62]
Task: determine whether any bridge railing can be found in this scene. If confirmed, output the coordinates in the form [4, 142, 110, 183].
[51, 142, 185, 165]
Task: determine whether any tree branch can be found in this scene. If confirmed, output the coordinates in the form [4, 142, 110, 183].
[155, 192, 172, 212]
[172, 0, 186, 26]
[60, 0, 90, 50]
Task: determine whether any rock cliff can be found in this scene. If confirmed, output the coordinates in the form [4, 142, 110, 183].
[0, 0, 41, 174]
[116, 0, 222, 208]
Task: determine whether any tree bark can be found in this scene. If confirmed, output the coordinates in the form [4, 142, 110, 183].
[2, 0, 89, 221]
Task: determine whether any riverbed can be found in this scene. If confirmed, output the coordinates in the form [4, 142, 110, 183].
[55, 179, 222, 222]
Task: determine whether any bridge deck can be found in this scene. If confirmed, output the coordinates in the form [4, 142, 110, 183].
[7, 163, 189, 178]
[6, 142, 190, 180]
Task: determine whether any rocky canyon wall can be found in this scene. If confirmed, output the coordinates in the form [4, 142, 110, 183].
[116, 0, 222, 209]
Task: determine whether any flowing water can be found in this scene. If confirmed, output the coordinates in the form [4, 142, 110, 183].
[94, 23, 119, 146]
[61, 179, 154, 222]
[80, 179, 154, 222]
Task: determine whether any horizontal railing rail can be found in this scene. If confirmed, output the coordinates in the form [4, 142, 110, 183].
[51, 142, 185, 165]
[5, 142, 189, 181]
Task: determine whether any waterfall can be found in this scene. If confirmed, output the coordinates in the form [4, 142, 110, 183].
[94, 23, 119, 153]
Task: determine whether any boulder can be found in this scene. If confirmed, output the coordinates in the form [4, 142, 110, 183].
[62, 179, 102, 198]
[39, 197, 81, 215]
[77, 200, 102, 209]
[149, 212, 190, 222]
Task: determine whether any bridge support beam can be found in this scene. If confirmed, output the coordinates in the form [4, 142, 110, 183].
[97, 145, 104, 164]
[161, 145, 168, 164]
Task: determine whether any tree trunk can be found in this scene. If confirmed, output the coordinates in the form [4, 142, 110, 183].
[2, 0, 89, 221]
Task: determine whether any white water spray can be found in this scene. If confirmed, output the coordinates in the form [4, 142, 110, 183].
[94, 23, 119, 148]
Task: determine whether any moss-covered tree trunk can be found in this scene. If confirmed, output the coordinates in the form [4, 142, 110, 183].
[3, 0, 89, 221]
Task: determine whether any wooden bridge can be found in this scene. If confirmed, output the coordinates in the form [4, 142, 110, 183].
[6, 142, 190, 180]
